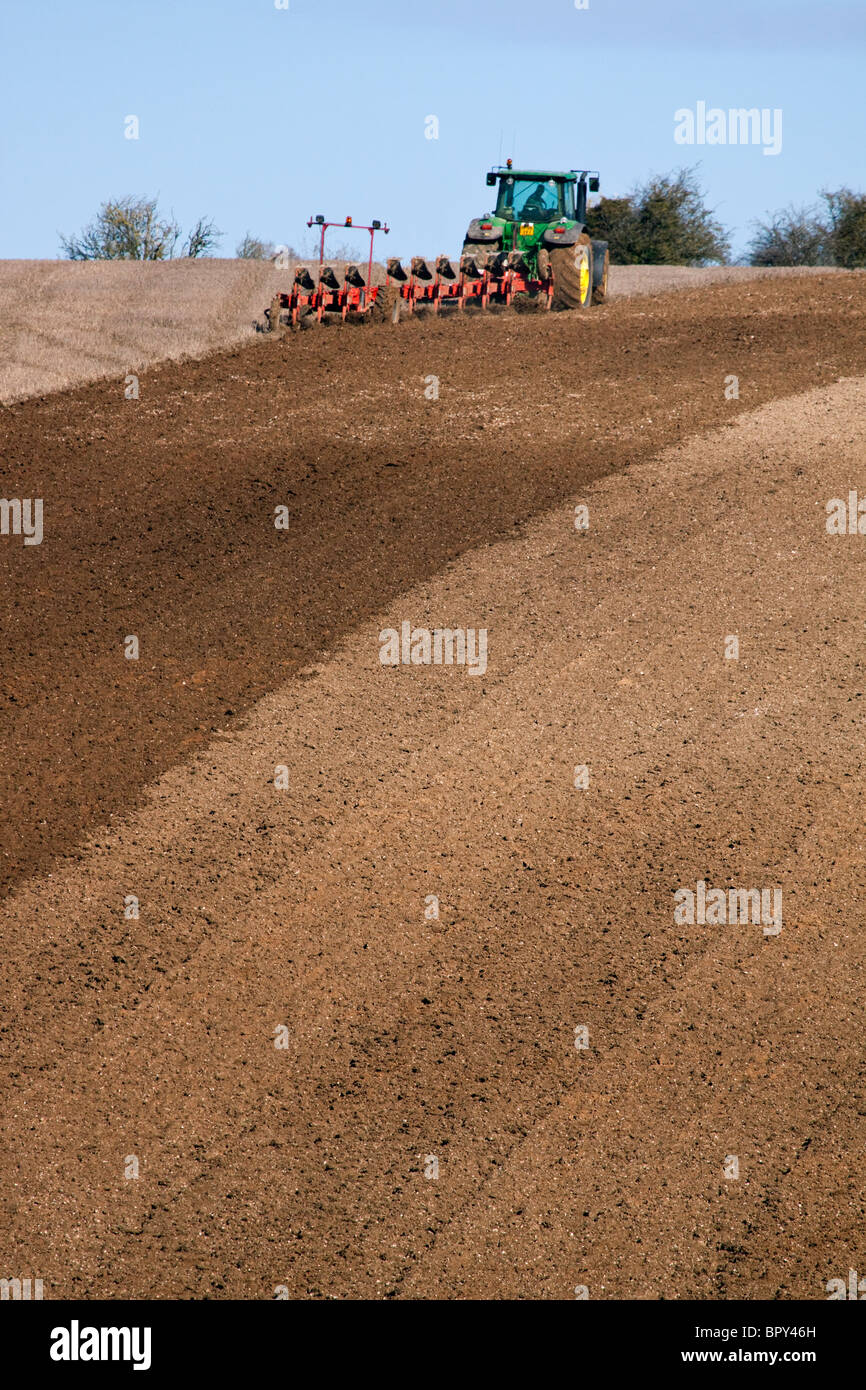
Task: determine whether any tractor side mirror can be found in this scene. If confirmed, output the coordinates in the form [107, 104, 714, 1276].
[486, 172, 497, 186]
[589, 176, 600, 193]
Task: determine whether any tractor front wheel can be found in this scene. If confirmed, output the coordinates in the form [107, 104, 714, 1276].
[550, 234, 594, 311]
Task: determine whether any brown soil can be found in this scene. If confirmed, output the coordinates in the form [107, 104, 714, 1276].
[1, 272, 865, 1298]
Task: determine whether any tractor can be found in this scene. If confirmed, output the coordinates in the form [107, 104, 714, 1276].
[462, 161, 609, 310]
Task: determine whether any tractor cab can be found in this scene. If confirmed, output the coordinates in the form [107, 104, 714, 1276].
[486, 165, 600, 227]
[494, 175, 573, 223]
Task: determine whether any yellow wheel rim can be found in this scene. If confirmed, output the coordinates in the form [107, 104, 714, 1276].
[577, 248, 590, 303]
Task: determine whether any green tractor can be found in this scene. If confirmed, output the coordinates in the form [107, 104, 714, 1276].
[461, 162, 609, 310]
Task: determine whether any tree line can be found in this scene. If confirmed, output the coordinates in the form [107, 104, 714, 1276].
[585, 169, 866, 268]
[59, 197, 277, 261]
[61, 178, 866, 267]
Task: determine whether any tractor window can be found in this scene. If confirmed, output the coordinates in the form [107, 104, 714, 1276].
[496, 177, 564, 222]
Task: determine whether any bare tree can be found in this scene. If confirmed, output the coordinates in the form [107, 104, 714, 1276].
[182, 216, 222, 259]
[236, 232, 275, 259]
[747, 205, 831, 266]
[61, 197, 220, 260]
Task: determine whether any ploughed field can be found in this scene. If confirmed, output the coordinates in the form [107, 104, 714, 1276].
[1, 271, 865, 1298]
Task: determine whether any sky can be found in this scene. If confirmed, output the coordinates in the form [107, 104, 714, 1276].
[1, 0, 864, 263]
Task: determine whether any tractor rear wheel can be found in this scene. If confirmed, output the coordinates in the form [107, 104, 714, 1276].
[592, 247, 610, 305]
[550, 233, 594, 311]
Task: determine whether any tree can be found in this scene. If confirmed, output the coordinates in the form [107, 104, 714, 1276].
[182, 216, 222, 258]
[745, 202, 834, 265]
[746, 188, 866, 268]
[822, 188, 866, 268]
[236, 232, 276, 259]
[61, 197, 221, 260]
[585, 168, 730, 266]
[746, 205, 831, 267]
[583, 196, 638, 263]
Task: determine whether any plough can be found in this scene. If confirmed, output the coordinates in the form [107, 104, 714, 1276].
[266, 215, 390, 328]
[386, 250, 554, 315]
[266, 230, 554, 331]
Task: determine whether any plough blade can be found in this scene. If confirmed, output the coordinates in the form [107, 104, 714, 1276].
[459, 251, 485, 277]
[268, 262, 386, 330]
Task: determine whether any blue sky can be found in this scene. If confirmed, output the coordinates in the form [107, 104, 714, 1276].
[1, 0, 864, 262]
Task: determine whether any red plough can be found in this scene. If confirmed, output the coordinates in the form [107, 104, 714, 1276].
[267, 216, 390, 328]
[387, 251, 554, 315]
[265, 214, 554, 331]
